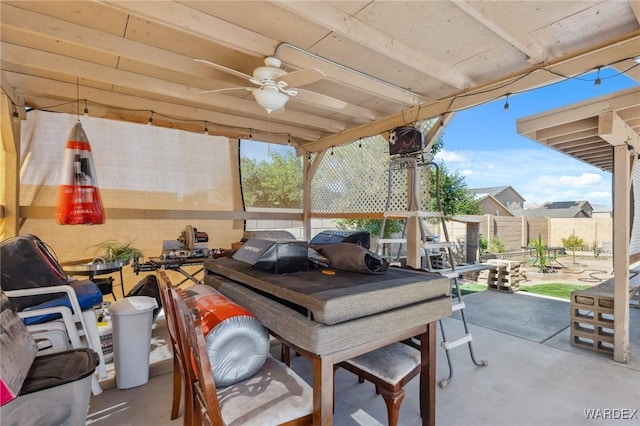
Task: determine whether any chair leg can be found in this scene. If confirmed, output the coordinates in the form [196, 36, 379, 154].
[171, 357, 182, 420]
[81, 310, 107, 378]
[379, 388, 405, 426]
[184, 383, 195, 426]
[281, 343, 291, 366]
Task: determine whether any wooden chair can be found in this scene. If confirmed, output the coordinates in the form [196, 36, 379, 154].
[170, 278, 314, 426]
[156, 271, 191, 424]
[337, 342, 422, 426]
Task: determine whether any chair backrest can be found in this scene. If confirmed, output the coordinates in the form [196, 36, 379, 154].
[172, 284, 223, 426]
[156, 271, 192, 423]
[156, 272, 179, 348]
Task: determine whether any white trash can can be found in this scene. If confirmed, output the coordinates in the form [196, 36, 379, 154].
[109, 296, 158, 389]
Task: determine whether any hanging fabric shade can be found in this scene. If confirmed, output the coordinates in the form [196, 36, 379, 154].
[56, 121, 105, 225]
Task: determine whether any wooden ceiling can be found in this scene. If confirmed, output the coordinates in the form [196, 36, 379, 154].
[1, 1, 639, 154]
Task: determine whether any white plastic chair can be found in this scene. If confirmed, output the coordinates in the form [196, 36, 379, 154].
[4, 285, 107, 394]
[18, 305, 82, 353]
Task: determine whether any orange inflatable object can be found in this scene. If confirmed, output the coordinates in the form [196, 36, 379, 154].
[56, 122, 105, 225]
[191, 288, 254, 337]
[185, 285, 270, 387]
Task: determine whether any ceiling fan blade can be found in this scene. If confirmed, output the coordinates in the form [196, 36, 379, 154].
[277, 68, 326, 88]
[194, 59, 253, 81]
[294, 89, 347, 110]
[198, 87, 252, 95]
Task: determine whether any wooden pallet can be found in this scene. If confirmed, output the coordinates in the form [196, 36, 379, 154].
[483, 259, 524, 291]
[487, 283, 519, 293]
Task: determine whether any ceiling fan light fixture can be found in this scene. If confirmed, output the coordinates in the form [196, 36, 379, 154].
[252, 88, 289, 113]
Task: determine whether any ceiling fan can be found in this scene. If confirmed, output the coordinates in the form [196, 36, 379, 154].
[195, 56, 347, 113]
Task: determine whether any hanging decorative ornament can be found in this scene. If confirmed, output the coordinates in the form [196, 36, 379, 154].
[56, 121, 105, 225]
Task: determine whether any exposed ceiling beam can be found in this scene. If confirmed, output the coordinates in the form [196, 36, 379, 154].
[0, 4, 380, 122]
[275, 45, 424, 106]
[630, 0, 640, 24]
[0, 70, 18, 106]
[599, 111, 640, 150]
[1, 42, 349, 133]
[1, 91, 19, 153]
[95, 1, 418, 108]
[561, 142, 607, 155]
[517, 86, 640, 137]
[100, 0, 277, 58]
[273, 1, 470, 90]
[453, 0, 549, 64]
[546, 129, 600, 145]
[579, 150, 613, 162]
[536, 118, 598, 141]
[6, 72, 326, 141]
[611, 58, 640, 83]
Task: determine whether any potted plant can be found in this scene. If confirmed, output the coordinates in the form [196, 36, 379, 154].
[92, 240, 143, 265]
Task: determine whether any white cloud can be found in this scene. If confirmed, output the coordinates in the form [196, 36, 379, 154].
[434, 149, 466, 163]
[440, 148, 612, 208]
[557, 173, 602, 186]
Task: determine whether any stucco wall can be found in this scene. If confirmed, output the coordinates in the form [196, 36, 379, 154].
[548, 218, 612, 252]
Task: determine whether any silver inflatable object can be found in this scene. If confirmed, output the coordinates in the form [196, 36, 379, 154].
[185, 285, 270, 387]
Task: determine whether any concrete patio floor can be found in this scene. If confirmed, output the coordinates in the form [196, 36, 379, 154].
[87, 291, 639, 426]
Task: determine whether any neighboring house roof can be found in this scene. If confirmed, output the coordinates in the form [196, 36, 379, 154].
[523, 201, 594, 218]
[477, 195, 514, 217]
[468, 186, 526, 202]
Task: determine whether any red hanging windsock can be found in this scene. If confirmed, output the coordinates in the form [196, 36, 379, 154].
[56, 121, 105, 225]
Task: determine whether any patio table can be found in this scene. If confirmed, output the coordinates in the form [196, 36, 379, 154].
[203, 258, 452, 426]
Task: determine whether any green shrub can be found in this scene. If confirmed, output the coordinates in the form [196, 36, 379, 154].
[530, 234, 548, 271]
[488, 236, 506, 253]
[334, 218, 403, 239]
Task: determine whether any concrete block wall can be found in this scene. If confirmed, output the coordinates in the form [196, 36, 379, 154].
[245, 216, 338, 241]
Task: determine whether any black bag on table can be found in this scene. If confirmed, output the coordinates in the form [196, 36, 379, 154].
[312, 242, 389, 274]
[126, 275, 162, 319]
[0, 235, 69, 310]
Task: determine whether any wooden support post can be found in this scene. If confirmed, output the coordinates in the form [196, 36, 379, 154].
[612, 144, 630, 363]
[1, 92, 20, 237]
[406, 165, 421, 269]
[302, 151, 324, 242]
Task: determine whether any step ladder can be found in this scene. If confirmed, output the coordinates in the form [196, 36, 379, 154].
[375, 157, 487, 388]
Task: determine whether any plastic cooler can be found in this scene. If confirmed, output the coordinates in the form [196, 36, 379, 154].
[1, 349, 99, 426]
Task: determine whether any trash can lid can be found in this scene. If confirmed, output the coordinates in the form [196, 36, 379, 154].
[109, 296, 158, 315]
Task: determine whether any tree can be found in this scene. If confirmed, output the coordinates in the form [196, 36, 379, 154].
[428, 162, 481, 216]
[562, 232, 585, 264]
[240, 150, 303, 208]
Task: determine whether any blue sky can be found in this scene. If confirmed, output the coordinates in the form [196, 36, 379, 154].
[435, 67, 638, 210]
